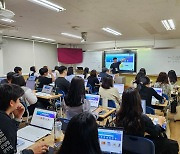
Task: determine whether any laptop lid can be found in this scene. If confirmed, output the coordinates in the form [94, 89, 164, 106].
[28, 76, 36, 81]
[26, 80, 36, 90]
[153, 88, 163, 96]
[141, 100, 146, 114]
[98, 77, 102, 82]
[114, 84, 124, 94]
[30, 108, 56, 130]
[84, 79, 88, 87]
[86, 94, 100, 108]
[98, 127, 123, 154]
[42, 85, 53, 94]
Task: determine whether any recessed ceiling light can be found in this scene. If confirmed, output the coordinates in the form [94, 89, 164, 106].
[161, 19, 175, 30]
[32, 36, 55, 42]
[1, 18, 15, 23]
[102, 27, 122, 36]
[28, 0, 66, 12]
[61, 33, 82, 39]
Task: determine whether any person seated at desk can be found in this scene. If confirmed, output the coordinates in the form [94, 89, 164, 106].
[29, 66, 39, 78]
[37, 67, 55, 89]
[87, 70, 100, 93]
[116, 87, 179, 154]
[11, 74, 37, 115]
[63, 76, 91, 119]
[57, 112, 102, 154]
[55, 66, 70, 95]
[168, 70, 178, 90]
[99, 76, 120, 109]
[0, 72, 15, 84]
[0, 84, 49, 154]
[98, 67, 111, 80]
[154, 72, 171, 99]
[65, 66, 75, 82]
[138, 76, 164, 108]
[132, 71, 146, 88]
[14, 66, 23, 75]
[83, 67, 89, 79]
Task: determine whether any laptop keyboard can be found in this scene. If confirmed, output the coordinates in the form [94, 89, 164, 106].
[36, 92, 51, 97]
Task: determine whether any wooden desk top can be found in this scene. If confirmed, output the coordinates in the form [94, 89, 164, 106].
[146, 114, 166, 126]
[152, 100, 168, 107]
[36, 93, 62, 100]
[95, 106, 116, 119]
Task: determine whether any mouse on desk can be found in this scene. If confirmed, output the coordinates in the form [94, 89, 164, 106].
[98, 110, 106, 115]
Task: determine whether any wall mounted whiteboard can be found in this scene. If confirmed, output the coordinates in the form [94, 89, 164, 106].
[76, 51, 103, 72]
[137, 48, 180, 75]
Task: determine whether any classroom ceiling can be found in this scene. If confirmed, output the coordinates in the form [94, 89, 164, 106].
[1, 0, 180, 44]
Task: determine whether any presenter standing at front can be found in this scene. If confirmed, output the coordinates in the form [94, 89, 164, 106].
[110, 57, 126, 74]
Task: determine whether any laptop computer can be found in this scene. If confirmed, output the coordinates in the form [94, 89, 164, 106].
[28, 76, 36, 81]
[84, 79, 88, 87]
[152, 88, 163, 105]
[86, 94, 100, 112]
[98, 127, 123, 154]
[26, 80, 36, 90]
[114, 84, 124, 94]
[36, 85, 53, 96]
[18, 108, 56, 142]
[98, 77, 102, 82]
[141, 100, 146, 114]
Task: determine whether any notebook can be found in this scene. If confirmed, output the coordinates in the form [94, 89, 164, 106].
[141, 100, 146, 114]
[36, 85, 53, 96]
[17, 108, 56, 142]
[98, 127, 123, 154]
[114, 84, 124, 94]
[86, 94, 100, 112]
[152, 88, 163, 105]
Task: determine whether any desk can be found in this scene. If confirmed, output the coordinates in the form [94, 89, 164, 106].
[36, 93, 62, 100]
[152, 101, 168, 108]
[147, 114, 166, 127]
[95, 106, 116, 122]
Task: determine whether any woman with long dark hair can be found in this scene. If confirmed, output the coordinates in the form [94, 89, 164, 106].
[168, 70, 178, 90]
[116, 88, 178, 154]
[154, 72, 171, 98]
[57, 112, 102, 154]
[64, 76, 90, 119]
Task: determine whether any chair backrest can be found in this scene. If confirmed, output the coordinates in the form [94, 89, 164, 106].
[162, 93, 169, 100]
[57, 89, 65, 98]
[87, 84, 93, 94]
[146, 106, 155, 115]
[123, 135, 155, 154]
[108, 100, 116, 108]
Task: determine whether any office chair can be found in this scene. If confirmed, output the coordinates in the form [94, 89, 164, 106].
[146, 106, 155, 115]
[123, 135, 155, 154]
[108, 100, 116, 108]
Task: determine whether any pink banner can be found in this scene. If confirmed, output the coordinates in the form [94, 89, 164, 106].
[57, 48, 83, 64]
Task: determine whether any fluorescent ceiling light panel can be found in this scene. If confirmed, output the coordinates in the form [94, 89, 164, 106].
[61, 33, 82, 39]
[28, 0, 66, 12]
[32, 36, 55, 41]
[102, 27, 122, 36]
[161, 19, 175, 30]
[1, 18, 15, 23]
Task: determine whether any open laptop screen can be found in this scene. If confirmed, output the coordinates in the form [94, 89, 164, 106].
[86, 94, 100, 107]
[153, 88, 163, 96]
[30, 108, 56, 130]
[26, 80, 36, 90]
[28, 76, 36, 81]
[141, 100, 146, 114]
[114, 84, 124, 94]
[42, 85, 53, 94]
[98, 127, 123, 154]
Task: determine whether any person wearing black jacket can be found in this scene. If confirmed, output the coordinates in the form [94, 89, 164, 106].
[116, 87, 179, 154]
[0, 84, 49, 154]
[138, 76, 164, 107]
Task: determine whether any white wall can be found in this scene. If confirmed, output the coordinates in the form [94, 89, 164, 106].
[2, 38, 58, 75]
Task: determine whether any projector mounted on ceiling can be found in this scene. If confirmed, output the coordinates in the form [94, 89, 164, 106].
[81, 32, 87, 42]
[0, 0, 15, 18]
